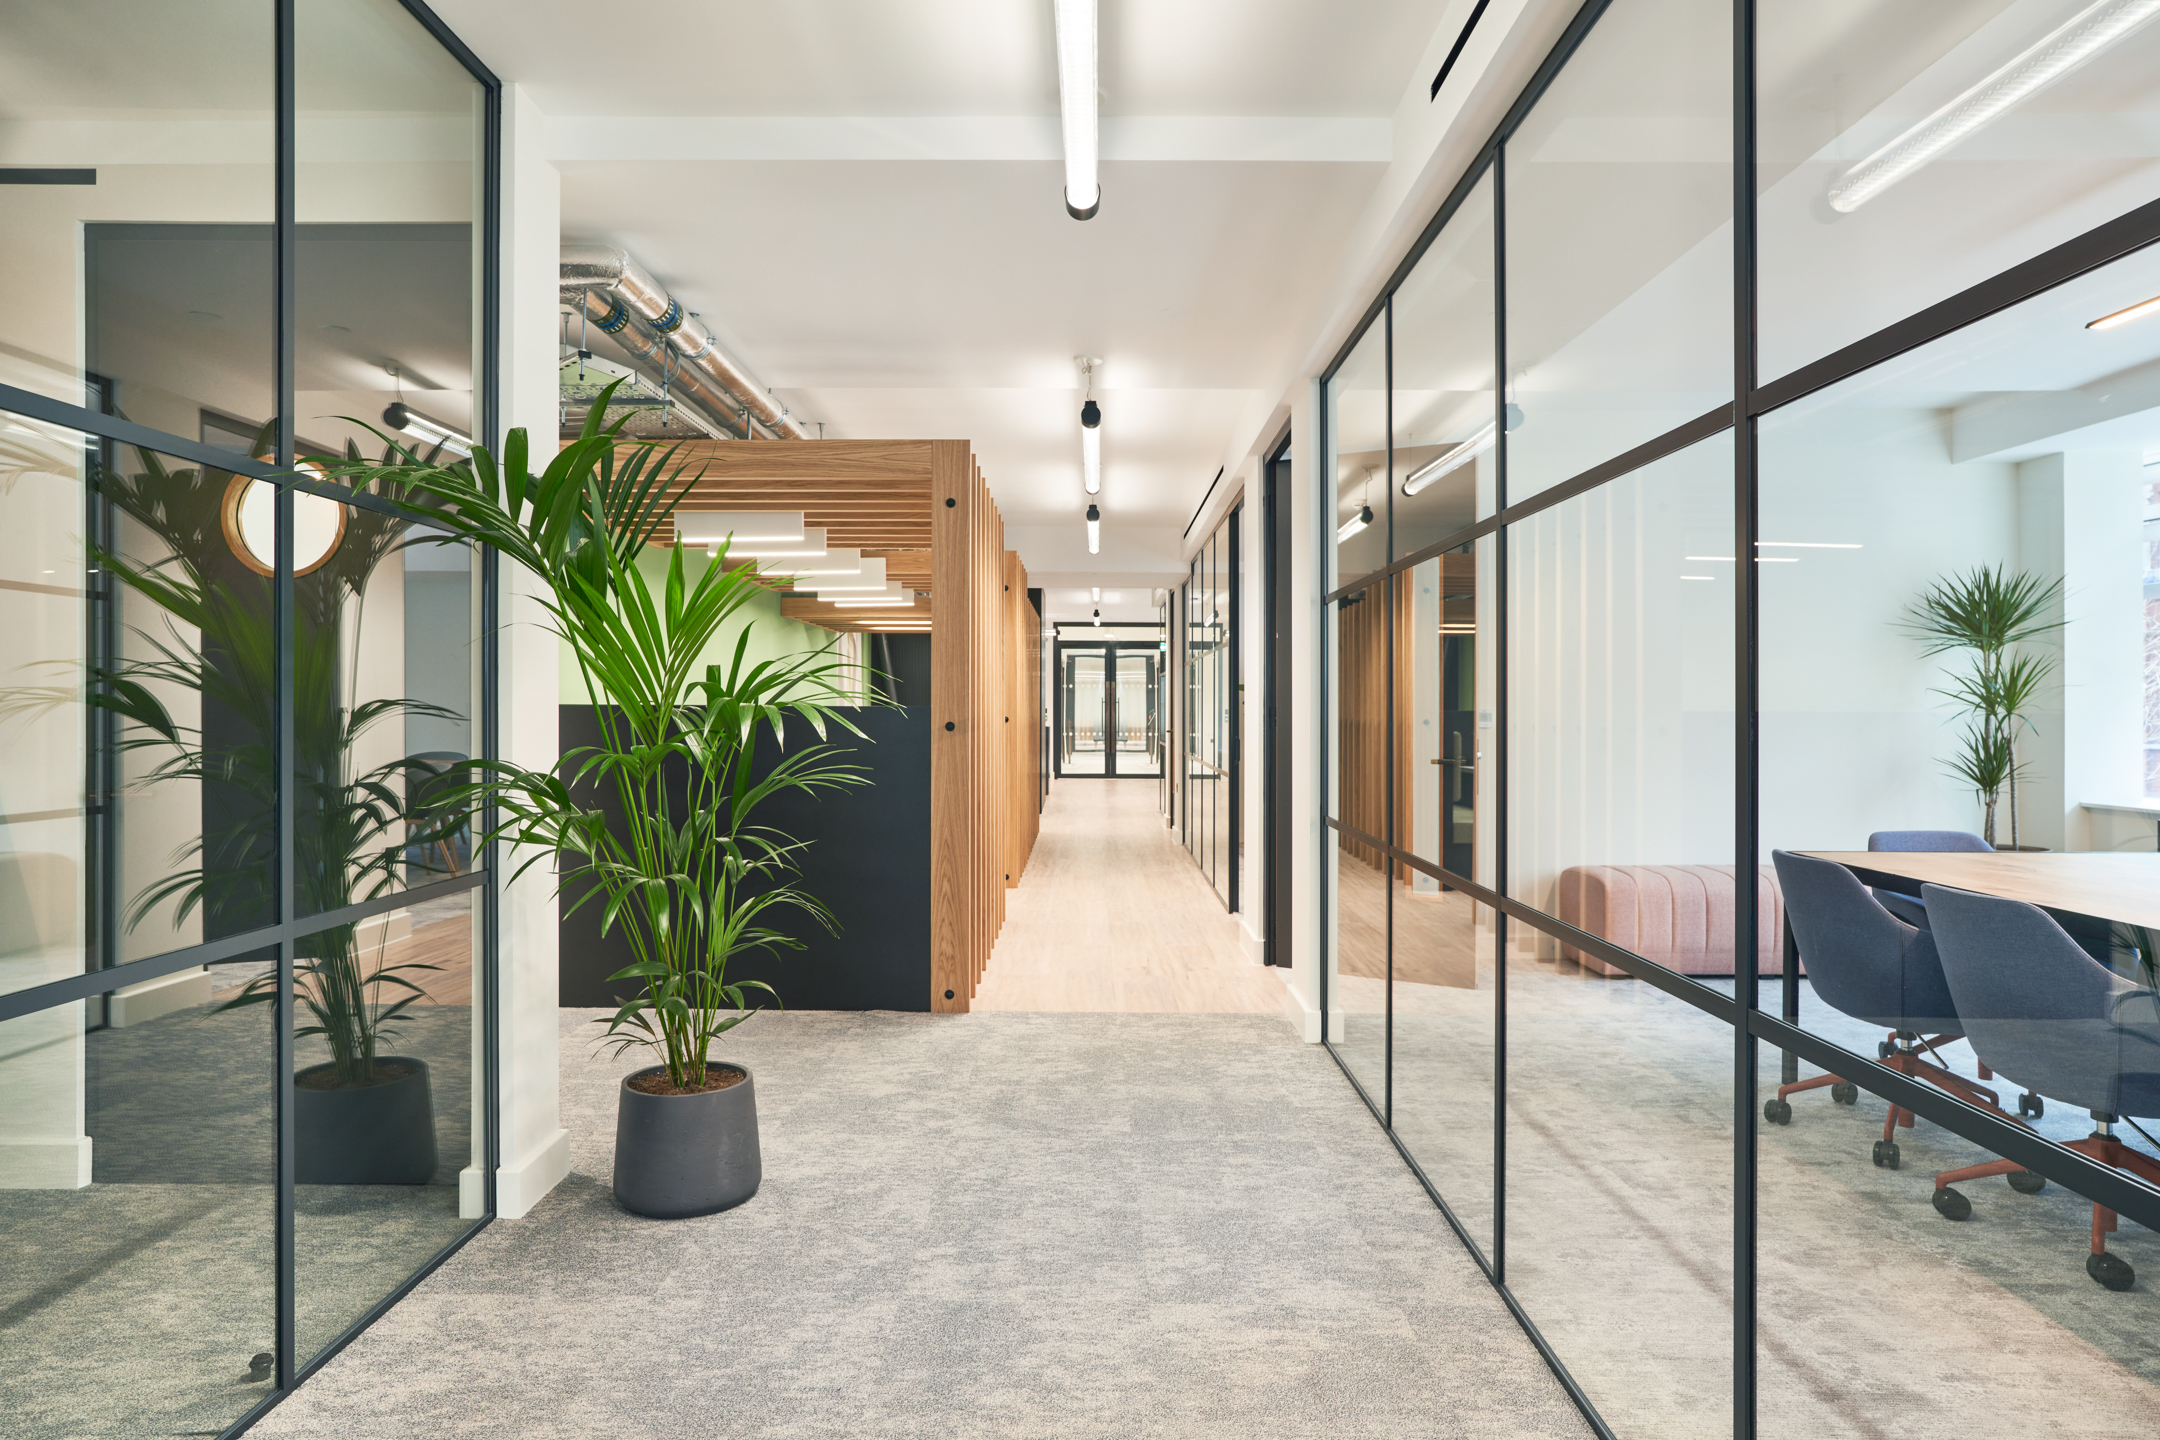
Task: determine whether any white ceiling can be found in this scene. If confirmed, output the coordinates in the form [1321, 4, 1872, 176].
[430, 0, 1443, 586]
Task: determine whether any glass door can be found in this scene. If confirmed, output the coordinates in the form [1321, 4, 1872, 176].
[1060, 647, 1108, 775]
[1057, 641, 1162, 779]
[1110, 647, 1162, 779]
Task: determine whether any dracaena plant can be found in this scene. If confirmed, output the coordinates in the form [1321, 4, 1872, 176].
[1905, 564, 2066, 849]
[4, 430, 478, 1086]
[329, 389, 884, 1090]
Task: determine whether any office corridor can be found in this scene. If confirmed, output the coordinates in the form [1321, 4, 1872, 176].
[973, 780, 1288, 1013]
[251, 1008, 1590, 1440]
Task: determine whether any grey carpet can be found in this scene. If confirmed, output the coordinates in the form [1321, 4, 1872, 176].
[248, 1010, 1593, 1440]
[1334, 956, 2160, 1440]
[0, 997, 481, 1439]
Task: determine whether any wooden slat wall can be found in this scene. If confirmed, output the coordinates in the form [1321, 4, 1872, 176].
[1334, 574, 1411, 874]
[929, 446, 1027, 1011]
[622, 436, 1033, 1010]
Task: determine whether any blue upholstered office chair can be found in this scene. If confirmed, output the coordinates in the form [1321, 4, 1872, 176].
[1866, 829, 1992, 929]
[1767, 851, 2000, 1168]
[1919, 883, 2160, 1291]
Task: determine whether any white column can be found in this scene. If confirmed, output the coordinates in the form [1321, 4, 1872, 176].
[1282, 379, 1329, 1041]
[489, 83, 570, 1220]
[2016, 451, 2146, 854]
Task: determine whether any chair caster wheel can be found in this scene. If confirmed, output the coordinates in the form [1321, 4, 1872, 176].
[2087, 1251, 2135, 1292]
[2008, 1170, 2046, 1194]
[1763, 1098, 1792, 1125]
[1831, 1082, 1858, 1105]
[2017, 1093, 2044, 1119]
[1878, 1040, 1898, 1059]
[1872, 1140, 1901, 1169]
[1932, 1187, 1971, 1221]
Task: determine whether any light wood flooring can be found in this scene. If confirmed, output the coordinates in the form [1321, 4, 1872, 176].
[971, 780, 1294, 1014]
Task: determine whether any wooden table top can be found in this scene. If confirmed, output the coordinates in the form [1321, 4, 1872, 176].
[1800, 851, 2160, 933]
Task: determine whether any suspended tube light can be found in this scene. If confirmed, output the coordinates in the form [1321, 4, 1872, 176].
[1337, 503, 1374, 542]
[1086, 502, 1101, 555]
[381, 402, 471, 458]
[1078, 355, 1103, 493]
[1054, 0, 1099, 219]
[1828, 0, 2160, 214]
[1401, 421, 1497, 496]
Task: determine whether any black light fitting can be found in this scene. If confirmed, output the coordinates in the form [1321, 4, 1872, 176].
[1081, 399, 1101, 428]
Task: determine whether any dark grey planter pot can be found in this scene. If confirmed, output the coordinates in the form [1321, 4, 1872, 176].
[613, 1064, 761, 1218]
[293, 1056, 438, 1185]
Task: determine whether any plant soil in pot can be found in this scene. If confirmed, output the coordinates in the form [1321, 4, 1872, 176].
[294, 1056, 438, 1185]
[614, 1063, 760, 1218]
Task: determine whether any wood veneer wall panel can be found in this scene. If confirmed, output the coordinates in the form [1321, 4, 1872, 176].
[930, 441, 975, 1012]
[1335, 576, 1389, 871]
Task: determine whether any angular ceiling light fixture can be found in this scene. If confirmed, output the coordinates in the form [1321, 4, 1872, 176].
[673, 511, 805, 547]
[1077, 355, 1102, 494]
[751, 547, 866, 577]
[1401, 421, 1496, 495]
[1086, 502, 1101, 555]
[1828, 0, 2160, 214]
[715, 527, 829, 559]
[1054, 0, 1099, 219]
[808, 557, 890, 593]
[831, 585, 915, 607]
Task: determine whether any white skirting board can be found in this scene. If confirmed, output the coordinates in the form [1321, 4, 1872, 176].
[495, 1127, 570, 1219]
[106, 967, 212, 1027]
[0, 1135, 92, 1189]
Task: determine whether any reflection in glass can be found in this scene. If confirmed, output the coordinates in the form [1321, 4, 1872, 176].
[297, 0, 483, 463]
[1403, 541, 1491, 885]
[0, 954, 274, 1440]
[1329, 322, 1389, 590]
[0, 4, 276, 427]
[1393, 168, 1497, 540]
[1506, 949, 1734, 1439]
[1507, 434, 1741, 956]
[1330, 828, 1389, 1106]
[286, 890, 480, 1363]
[1758, 0, 2160, 382]
[1502, 0, 1731, 505]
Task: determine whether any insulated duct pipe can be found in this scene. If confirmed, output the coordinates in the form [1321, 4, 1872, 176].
[560, 244, 811, 440]
[562, 287, 748, 440]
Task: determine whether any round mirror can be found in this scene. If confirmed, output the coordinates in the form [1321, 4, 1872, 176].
[221, 471, 347, 577]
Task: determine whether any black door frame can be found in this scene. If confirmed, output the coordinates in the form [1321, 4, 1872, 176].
[1262, 433, 1291, 963]
[1052, 638, 1163, 780]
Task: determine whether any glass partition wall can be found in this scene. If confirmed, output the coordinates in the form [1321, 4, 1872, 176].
[1184, 506, 1240, 909]
[0, 4, 499, 1437]
[1321, 2, 2160, 1437]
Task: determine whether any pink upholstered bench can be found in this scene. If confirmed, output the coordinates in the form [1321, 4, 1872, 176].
[1556, 864, 1792, 977]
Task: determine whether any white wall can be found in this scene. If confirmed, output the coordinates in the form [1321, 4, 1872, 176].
[492, 84, 569, 1221]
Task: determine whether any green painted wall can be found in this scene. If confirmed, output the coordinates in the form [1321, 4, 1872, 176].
[558, 549, 836, 704]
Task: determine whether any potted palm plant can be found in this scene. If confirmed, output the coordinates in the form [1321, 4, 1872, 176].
[343, 394, 880, 1218]
[1906, 564, 2066, 849]
[79, 438, 473, 1184]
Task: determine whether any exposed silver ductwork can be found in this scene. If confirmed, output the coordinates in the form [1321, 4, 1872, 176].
[560, 244, 811, 441]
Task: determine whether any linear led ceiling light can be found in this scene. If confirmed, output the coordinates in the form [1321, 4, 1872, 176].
[1401, 421, 1497, 496]
[809, 558, 890, 593]
[1086, 502, 1101, 555]
[832, 587, 914, 608]
[2088, 293, 2160, 330]
[753, 548, 867, 577]
[1054, 0, 1099, 219]
[1091, 587, 1101, 601]
[380, 402, 472, 458]
[674, 511, 805, 547]
[716, 528, 829, 559]
[1077, 356, 1102, 493]
[1828, 0, 2160, 214]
